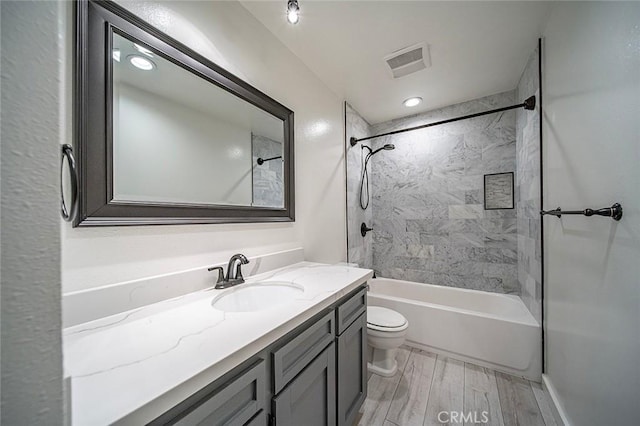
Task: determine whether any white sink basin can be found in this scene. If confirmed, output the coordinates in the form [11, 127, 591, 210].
[211, 282, 304, 312]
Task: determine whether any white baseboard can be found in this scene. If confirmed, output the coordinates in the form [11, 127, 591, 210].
[542, 374, 571, 426]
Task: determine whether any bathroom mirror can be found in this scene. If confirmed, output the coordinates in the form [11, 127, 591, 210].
[74, 0, 294, 226]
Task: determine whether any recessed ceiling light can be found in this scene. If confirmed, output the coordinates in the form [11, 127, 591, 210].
[133, 43, 154, 57]
[128, 55, 155, 71]
[112, 48, 121, 62]
[403, 97, 422, 107]
[287, 0, 300, 24]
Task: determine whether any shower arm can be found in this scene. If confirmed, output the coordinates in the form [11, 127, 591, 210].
[350, 96, 536, 146]
[256, 155, 282, 165]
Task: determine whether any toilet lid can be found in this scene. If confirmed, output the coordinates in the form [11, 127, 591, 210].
[367, 306, 407, 329]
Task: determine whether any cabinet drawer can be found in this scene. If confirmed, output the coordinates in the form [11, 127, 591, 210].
[154, 359, 266, 426]
[272, 311, 334, 394]
[336, 287, 367, 335]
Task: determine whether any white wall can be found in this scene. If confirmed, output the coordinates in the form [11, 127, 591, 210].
[1, 1, 65, 423]
[114, 83, 253, 205]
[62, 1, 346, 293]
[542, 2, 640, 424]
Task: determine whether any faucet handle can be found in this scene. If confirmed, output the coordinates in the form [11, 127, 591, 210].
[207, 266, 225, 283]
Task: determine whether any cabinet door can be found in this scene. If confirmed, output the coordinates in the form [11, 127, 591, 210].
[337, 313, 367, 426]
[245, 410, 267, 426]
[272, 342, 336, 426]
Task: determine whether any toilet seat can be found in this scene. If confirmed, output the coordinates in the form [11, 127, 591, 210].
[367, 306, 408, 332]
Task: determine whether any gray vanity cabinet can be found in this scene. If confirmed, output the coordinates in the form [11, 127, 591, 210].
[245, 411, 268, 426]
[272, 343, 337, 426]
[272, 311, 335, 394]
[151, 284, 367, 426]
[336, 287, 366, 335]
[336, 313, 367, 426]
[150, 359, 267, 426]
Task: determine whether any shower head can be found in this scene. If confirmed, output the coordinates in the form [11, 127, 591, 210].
[360, 143, 395, 210]
[369, 144, 396, 156]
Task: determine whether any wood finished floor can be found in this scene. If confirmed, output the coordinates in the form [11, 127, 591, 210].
[358, 346, 557, 426]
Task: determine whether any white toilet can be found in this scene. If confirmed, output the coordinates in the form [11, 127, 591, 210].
[366, 306, 409, 377]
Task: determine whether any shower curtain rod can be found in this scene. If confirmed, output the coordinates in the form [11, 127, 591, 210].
[350, 95, 536, 146]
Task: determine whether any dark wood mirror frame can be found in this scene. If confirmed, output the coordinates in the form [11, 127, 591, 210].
[74, 0, 295, 226]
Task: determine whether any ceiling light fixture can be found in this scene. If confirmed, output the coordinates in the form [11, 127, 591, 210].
[403, 97, 422, 107]
[112, 48, 121, 62]
[133, 43, 154, 57]
[287, 0, 300, 24]
[128, 55, 156, 71]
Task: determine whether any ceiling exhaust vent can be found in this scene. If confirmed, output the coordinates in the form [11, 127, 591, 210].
[384, 43, 431, 79]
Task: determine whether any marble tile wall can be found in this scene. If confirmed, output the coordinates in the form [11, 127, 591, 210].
[369, 91, 519, 294]
[252, 134, 284, 207]
[345, 103, 374, 269]
[516, 46, 542, 322]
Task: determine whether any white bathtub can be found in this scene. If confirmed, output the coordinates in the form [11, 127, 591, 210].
[367, 277, 541, 381]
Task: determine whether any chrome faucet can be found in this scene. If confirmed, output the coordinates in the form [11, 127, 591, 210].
[208, 253, 250, 289]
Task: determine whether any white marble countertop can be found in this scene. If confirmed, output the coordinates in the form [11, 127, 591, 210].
[63, 262, 373, 425]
